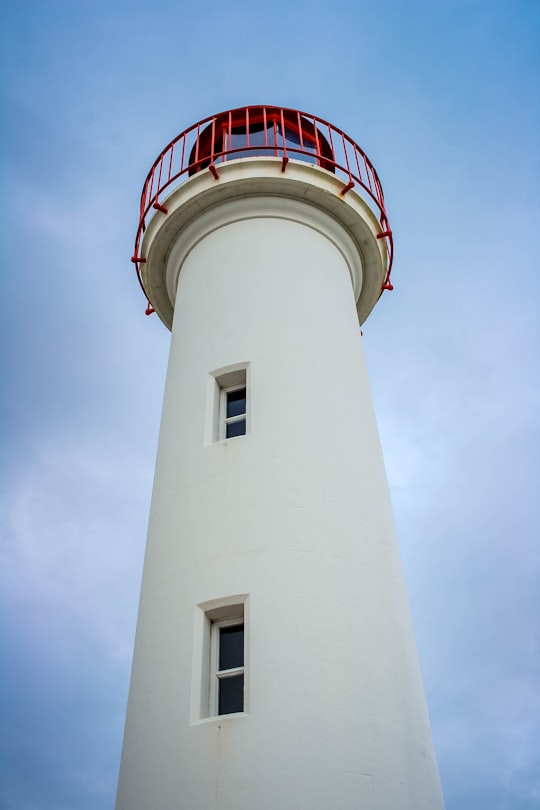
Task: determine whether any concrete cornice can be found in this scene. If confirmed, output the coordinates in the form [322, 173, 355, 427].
[141, 158, 388, 330]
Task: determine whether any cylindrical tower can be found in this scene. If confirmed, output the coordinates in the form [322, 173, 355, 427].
[116, 106, 444, 810]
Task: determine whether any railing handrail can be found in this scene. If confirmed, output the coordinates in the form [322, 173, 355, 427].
[132, 106, 394, 312]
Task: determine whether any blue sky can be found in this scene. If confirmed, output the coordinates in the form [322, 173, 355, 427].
[1, 1, 539, 808]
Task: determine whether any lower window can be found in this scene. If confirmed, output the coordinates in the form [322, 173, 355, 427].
[195, 596, 248, 720]
[212, 619, 245, 715]
[223, 385, 247, 439]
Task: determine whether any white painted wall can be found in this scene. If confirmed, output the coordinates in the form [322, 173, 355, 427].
[116, 163, 444, 809]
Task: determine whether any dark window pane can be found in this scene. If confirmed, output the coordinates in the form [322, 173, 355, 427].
[226, 128, 271, 160]
[226, 388, 246, 418]
[219, 624, 244, 670]
[226, 419, 246, 438]
[281, 126, 318, 163]
[218, 674, 244, 715]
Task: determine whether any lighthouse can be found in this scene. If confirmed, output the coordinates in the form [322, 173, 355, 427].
[116, 106, 444, 809]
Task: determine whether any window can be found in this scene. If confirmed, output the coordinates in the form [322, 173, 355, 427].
[206, 365, 249, 443]
[189, 107, 335, 175]
[192, 596, 248, 721]
[222, 384, 246, 438]
[211, 618, 245, 715]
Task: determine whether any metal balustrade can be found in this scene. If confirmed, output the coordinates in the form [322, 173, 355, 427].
[132, 106, 393, 312]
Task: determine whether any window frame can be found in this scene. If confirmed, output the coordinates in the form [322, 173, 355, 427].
[192, 594, 249, 723]
[210, 617, 245, 716]
[206, 364, 249, 445]
[220, 383, 247, 440]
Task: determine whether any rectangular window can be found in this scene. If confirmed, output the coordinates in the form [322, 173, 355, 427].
[192, 595, 248, 721]
[212, 619, 245, 715]
[223, 385, 247, 438]
[206, 364, 249, 444]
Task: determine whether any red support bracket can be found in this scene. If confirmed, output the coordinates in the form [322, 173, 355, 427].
[208, 163, 219, 180]
[153, 201, 168, 215]
[131, 256, 147, 264]
[340, 180, 355, 196]
[145, 302, 155, 316]
[281, 156, 289, 173]
[377, 230, 392, 239]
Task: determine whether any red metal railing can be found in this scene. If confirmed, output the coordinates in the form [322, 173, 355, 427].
[132, 106, 393, 313]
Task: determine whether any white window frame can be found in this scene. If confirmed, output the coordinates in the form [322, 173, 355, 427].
[220, 383, 247, 440]
[205, 364, 249, 444]
[191, 595, 248, 723]
[210, 617, 245, 716]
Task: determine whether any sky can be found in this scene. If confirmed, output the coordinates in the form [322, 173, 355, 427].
[0, 0, 539, 808]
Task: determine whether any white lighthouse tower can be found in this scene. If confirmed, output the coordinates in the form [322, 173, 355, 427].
[116, 106, 444, 810]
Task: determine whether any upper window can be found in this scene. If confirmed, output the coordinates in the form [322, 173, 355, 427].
[207, 365, 249, 443]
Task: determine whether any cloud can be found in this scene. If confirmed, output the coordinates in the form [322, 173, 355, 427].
[1, 2, 539, 808]
[0, 436, 152, 809]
